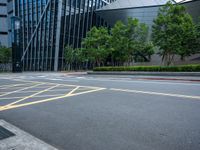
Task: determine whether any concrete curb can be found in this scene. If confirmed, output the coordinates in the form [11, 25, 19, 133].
[0, 120, 58, 150]
[87, 71, 200, 77]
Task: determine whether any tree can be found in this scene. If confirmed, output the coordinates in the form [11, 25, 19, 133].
[110, 18, 154, 65]
[64, 45, 86, 70]
[65, 18, 155, 70]
[82, 26, 110, 67]
[127, 18, 154, 62]
[132, 42, 154, 62]
[64, 46, 74, 64]
[195, 18, 200, 53]
[152, 1, 197, 65]
[0, 45, 12, 63]
[109, 20, 129, 65]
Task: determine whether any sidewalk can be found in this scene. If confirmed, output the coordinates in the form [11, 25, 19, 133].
[0, 120, 58, 150]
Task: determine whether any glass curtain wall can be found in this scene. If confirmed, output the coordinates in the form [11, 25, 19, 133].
[15, 0, 109, 71]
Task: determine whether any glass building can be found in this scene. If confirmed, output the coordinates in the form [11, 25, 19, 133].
[12, 0, 114, 71]
[0, 0, 8, 47]
[10, 0, 200, 71]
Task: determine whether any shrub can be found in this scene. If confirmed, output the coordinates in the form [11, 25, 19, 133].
[93, 65, 200, 72]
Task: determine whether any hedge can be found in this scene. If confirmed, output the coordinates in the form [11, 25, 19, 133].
[93, 65, 200, 72]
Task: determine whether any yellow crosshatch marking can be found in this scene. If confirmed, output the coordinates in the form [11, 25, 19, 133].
[0, 83, 29, 89]
[0, 83, 43, 97]
[0, 81, 106, 111]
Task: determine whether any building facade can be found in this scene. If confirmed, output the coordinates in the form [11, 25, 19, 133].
[0, 0, 8, 47]
[96, 0, 200, 66]
[0, 0, 199, 71]
[13, 0, 114, 71]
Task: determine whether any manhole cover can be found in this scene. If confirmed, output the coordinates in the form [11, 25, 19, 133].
[0, 126, 15, 140]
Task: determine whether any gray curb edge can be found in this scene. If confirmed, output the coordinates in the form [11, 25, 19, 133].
[87, 71, 200, 76]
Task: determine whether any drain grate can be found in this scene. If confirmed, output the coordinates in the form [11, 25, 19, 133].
[0, 126, 15, 140]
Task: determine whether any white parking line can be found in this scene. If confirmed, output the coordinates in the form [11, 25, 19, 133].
[77, 77, 200, 86]
[110, 88, 200, 100]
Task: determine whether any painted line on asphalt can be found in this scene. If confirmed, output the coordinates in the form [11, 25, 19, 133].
[0, 83, 29, 89]
[9, 78, 105, 89]
[3, 84, 60, 108]
[1, 88, 74, 94]
[0, 94, 65, 100]
[69, 88, 106, 96]
[79, 77, 200, 86]
[110, 88, 200, 100]
[0, 87, 106, 111]
[7, 78, 45, 85]
[0, 83, 43, 98]
[0, 85, 54, 90]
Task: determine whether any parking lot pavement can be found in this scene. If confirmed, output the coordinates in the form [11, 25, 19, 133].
[0, 77, 105, 112]
[0, 72, 200, 150]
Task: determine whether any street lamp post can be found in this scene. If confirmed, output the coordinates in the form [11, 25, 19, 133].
[11, 16, 22, 73]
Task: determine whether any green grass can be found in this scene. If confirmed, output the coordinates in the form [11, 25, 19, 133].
[93, 65, 200, 72]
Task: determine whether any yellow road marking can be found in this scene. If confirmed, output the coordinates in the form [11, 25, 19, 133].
[9, 78, 104, 89]
[0, 83, 43, 98]
[0, 87, 105, 111]
[0, 85, 53, 90]
[3, 84, 59, 108]
[69, 88, 106, 96]
[0, 77, 106, 111]
[0, 89, 74, 95]
[110, 88, 200, 100]
[66, 86, 80, 95]
[0, 83, 29, 89]
[0, 94, 65, 100]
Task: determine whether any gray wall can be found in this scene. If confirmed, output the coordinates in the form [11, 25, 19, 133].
[183, 0, 200, 23]
[96, 0, 200, 28]
[95, 0, 200, 65]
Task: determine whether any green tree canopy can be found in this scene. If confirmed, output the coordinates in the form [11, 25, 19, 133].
[64, 18, 155, 70]
[110, 18, 154, 65]
[82, 26, 110, 66]
[0, 45, 12, 63]
[64, 46, 85, 70]
[195, 18, 200, 53]
[152, 1, 197, 65]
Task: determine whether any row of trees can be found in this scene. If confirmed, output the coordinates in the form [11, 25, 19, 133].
[65, 18, 154, 69]
[64, 1, 200, 69]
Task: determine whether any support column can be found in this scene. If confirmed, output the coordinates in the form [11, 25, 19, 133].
[54, 0, 63, 71]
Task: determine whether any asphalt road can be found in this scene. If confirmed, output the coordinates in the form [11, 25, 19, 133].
[0, 72, 200, 150]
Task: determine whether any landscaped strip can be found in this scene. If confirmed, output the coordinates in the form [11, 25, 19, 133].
[93, 65, 200, 72]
